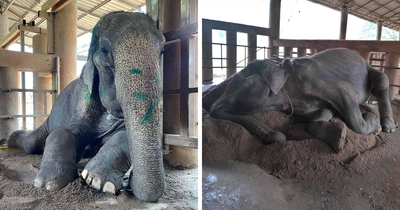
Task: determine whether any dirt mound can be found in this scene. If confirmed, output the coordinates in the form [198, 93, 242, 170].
[203, 109, 399, 181]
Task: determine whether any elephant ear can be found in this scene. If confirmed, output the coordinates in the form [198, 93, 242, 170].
[262, 62, 289, 95]
[80, 58, 98, 96]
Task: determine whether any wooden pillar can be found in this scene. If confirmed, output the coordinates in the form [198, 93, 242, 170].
[163, 0, 197, 168]
[384, 53, 400, 100]
[226, 30, 237, 77]
[359, 50, 371, 62]
[248, 33, 257, 63]
[202, 25, 212, 84]
[0, 15, 18, 140]
[268, 0, 281, 58]
[310, 49, 317, 54]
[33, 34, 52, 128]
[284, 47, 293, 58]
[339, 4, 348, 40]
[53, 0, 77, 90]
[376, 20, 382, 41]
[297, 47, 307, 57]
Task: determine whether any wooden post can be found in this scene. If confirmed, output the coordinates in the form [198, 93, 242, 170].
[0, 14, 18, 139]
[384, 53, 400, 100]
[284, 47, 293, 58]
[226, 30, 237, 77]
[339, 4, 348, 40]
[53, 0, 77, 90]
[268, 0, 281, 58]
[310, 49, 317, 55]
[297, 47, 306, 57]
[248, 33, 257, 63]
[202, 24, 212, 84]
[377, 20, 382, 41]
[359, 50, 371, 62]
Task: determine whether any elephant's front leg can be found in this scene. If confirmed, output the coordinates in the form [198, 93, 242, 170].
[307, 108, 347, 152]
[34, 128, 85, 191]
[81, 131, 131, 194]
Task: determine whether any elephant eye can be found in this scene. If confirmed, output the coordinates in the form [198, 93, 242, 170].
[101, 48, 109, 54]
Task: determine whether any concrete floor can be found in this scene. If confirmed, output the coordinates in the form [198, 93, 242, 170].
[203, 104, 400, 210]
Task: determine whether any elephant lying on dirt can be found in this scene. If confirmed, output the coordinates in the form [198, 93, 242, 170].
[7, 12, 165, 202]
[203, 48, 397, 152]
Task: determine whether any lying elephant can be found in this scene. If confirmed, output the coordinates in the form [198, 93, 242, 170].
[203, 48, 397, 152]
[7, 12, 165, 202]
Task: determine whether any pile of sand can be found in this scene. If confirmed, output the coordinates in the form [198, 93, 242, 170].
[203, 109, 398, 181]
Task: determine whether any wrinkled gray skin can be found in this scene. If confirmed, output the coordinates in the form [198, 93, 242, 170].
[204, 48, 397, 152]
[7, 12, 165, 202]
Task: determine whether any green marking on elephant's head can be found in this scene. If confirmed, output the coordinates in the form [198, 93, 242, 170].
[84, 84, 91, 100]
[153, 76, 160, 83]
[141, 99, 156, 125]
[133, 92, 148, 101]
[129, 68, 143, 76]
[94, 51, 100, 58]
[100, 86, 104, 96]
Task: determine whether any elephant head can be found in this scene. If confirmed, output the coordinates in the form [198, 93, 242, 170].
[209, 59, 289, 143]
[81, 12, 165, 202]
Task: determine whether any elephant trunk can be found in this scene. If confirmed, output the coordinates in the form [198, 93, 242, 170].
[114, 33, 164, 201]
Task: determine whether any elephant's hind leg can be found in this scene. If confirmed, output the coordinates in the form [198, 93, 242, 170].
[368, 67, 397, 132]
[34, 128, 80, 191]
[81, 131, 131, 194]
[7, 124, 48, 154]
[308, 108, 347, 152]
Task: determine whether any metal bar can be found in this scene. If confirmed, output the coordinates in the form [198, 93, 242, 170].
[0, 114, 49, 119]
[203, 19, 271, 36]
[368, 0, 393, 14]
[0, 88, 57, 93]
[220, 43, 222, 71]
[163, 134, 198, 149]
[164, 87, 198, 94]
[390, 84, 400, 87]
[163, 23, 198, 42]
[371, 65, 400, 69]
[11, 2, 37, 13]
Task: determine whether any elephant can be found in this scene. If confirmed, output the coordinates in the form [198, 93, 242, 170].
[7, 12, 165, 202]
[203, 48, 397, 152]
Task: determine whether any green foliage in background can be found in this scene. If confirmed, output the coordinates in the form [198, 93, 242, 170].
[359, 22, 398, 40]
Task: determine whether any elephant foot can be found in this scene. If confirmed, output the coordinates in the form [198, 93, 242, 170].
[81, 131, 131, 194]
[381, 118, 398, 133]
[7, 130, 29, 148]
[309, 121, 347, 153]
[33, 129, 78, 191]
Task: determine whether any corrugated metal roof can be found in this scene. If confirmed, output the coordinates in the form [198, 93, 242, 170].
[309, 0, 400, 31]
[0, 0, 145, 46]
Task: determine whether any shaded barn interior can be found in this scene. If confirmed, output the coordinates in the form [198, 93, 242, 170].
[202, 0, 400, 209]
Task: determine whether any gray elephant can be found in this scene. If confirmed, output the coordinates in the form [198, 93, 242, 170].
[7, 12, 165, 202]
[203, 48, 397, 152]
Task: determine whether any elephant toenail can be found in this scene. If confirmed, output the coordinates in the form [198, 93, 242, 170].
[33, 178, 45, 188]
[92, 177, 102, 190]
[103, 181, 116, 194]
[81, 169, 88, 179]
[86, 176, 93, 185]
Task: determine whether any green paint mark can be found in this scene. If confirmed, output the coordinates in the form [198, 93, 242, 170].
[133, 92, 148, 101]
[100, 87, 104, 96]
[84, 84, 91, 100]
[154, 76, 160, 83]
[141, 99, 156, 125]
[129, 68, 143, 76]
[94, 51, 99, 58]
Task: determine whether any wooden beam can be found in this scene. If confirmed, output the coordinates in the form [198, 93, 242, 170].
[0, 26, 20, 49]
[19, 25, 47, 34]
[1, 0, 16, 14]
[52, 0, 73, 12]
[0, 50, 59, 72]
[163, 134, 198, 148]
[77, 7, 102, 19]
[41, 0, 60, 12]
[273, 39, 400, 54]
[202, 19, 271, 36]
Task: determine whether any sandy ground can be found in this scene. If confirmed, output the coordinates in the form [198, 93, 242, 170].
[0, 148, 198, 210]
[203, 105, 400, 210]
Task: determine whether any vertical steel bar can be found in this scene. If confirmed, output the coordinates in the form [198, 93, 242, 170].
[20, 30, 26, 130]
[180, 36, 189, 137]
